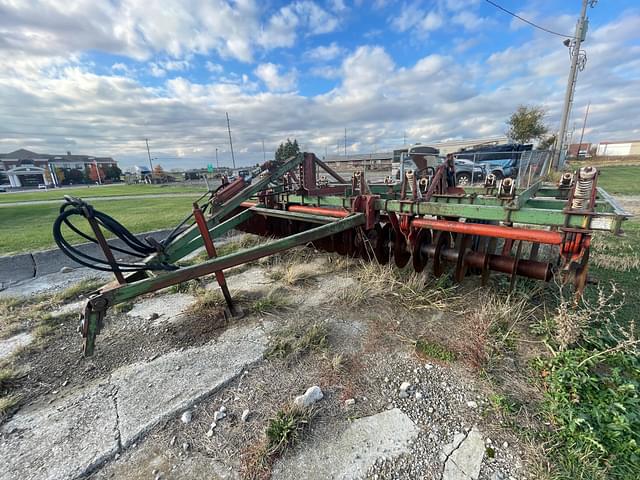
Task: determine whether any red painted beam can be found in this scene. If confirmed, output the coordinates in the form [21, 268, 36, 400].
[288, 205, 350, 218]
[412, 218, 563, 245]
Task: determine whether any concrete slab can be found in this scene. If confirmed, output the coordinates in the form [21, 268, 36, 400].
[294, 275, 356, 309]
[443, 427, 485, 480]
[0, 383, 119, 480]
[0, 323, 270, 480]
[110, 323, 270, 447]
[221, 267, 275, 294]
[0, 331, 34, 361]
[126, 293, 196, 325]
[0, 252, 34, 289]
[50, 299, 85, 318]
[271, 408, 419, 480]
[0, 269, 110, 299]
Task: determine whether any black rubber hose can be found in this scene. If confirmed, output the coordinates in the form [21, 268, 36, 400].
[52, 197, 178, 273]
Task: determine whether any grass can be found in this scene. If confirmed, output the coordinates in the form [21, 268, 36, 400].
[0, 367, 21, 419]
[533, 219, 640, 479]
[0, 196, 198, 254]
[266, 322, 328, 359]
[415, 339, 457, 362]
[52, 278, 103, 303]
[0, 183, 207, 204]
[594, 165, 640, 195]
[242, 405, 315, 479]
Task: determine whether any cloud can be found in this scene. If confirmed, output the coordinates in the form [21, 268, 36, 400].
[205, 61, 224, 74]
[254, 63, 298, 92]
[390, 2, 443, 34]
[305, 42, 345, 61]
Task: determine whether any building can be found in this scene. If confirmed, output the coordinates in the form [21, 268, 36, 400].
[0, 149, 118, 188]
[568, 143, 592, 157]
[596, 140, 640, 157]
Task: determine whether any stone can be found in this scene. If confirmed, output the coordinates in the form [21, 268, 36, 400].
[345, 398, 356, 406]
[219, 405, 226, 413]
[206, 429, 214, 438]
[181, 410, 193, 424]
[443, 427, 485, 480]
[170, 436, 177, 447]
[399, 381, 411, 392]
[399, 391, 409, 399]
[271, 409, 419, 479]
[415, 391, 423, 400]
[293, 385, 324, 408]
[241, 409, 250, 422]
[182, 442, 190, 452]
[213, 411, 226, 421]
[466, 400, 478, 409]
[60, 266, 74, 273]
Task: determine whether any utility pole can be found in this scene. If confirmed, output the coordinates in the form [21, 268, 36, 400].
[553, 0, 596, 170]
[344, 128, 347, 158]
[145, 138, 153, 172]
[577, 101, 591, 157]
[215, 147, 219, 169]
[226, 112, 236, 169]
[403, 131, 406, 146]
[262, 139, 266, 162]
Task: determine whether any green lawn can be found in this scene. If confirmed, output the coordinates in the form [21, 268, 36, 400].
[0, 196, 199, 254]
[0, 183, 208, 204]
[595, 165, 640, 195]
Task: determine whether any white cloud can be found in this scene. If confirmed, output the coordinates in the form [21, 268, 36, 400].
[149, 63, 166, 77]
[306, 42, 345, 61]
[254, 63, 298, 92]
[391, 2, 444, 34]
[205, 61, 224, 74]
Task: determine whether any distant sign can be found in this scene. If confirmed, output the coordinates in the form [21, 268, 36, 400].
[207, 163, 214, 173]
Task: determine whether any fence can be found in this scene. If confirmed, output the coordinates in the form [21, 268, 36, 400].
[454, 150, 551, 188]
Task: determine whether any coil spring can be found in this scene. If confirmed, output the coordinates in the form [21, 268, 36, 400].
[571, 167, 597, 210]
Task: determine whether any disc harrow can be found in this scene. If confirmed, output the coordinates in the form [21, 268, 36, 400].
[52, 153, 631, 356]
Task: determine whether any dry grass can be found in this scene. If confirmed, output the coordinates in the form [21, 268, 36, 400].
[52, 278, 102, 304]
[185, 289, 231, 324]
[251, 288, 291, 315]
[463, 293, 538, 371]
[266, 322, 328, 359]
[591, 253, 640, 272]
[336, 262, 458, 312]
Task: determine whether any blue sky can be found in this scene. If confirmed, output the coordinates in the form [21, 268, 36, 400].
[0, 0, 638, 169]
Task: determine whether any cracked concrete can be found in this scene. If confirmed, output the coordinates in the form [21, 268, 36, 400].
[271, 408, 419, 480]
[442, 427, 485, 480]
[0, 323, 270, 480]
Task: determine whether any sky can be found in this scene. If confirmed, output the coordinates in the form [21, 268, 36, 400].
[0, 0, 638, 170]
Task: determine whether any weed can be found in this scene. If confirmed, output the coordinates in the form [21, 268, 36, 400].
[168, 279, 204, 294]
[266, 322, 328, 359]
[185, 289, 229, 322]
[0, 367, 18, 391]
[0, 395, 20, 418]
[265, 405, 314, 455]
[113, 302, 134, 314]
[53, 278, 102, 304]
[251, 289, 291, 315]
[415, 339, 456, 362]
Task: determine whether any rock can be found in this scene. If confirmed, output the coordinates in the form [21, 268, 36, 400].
[152, 469, 158, 475]
[170, 436, 177, 446]
[491, 472, 506, 480]
[293, 385, 324, 408]
[241, 409, 250, 422]
[219, 405, 226, 413]
[443, 427, 485, 480]
[213, 411, 226, 422]
[502, 441, 508, 449]
[146, 313, 160, 321]
[399, 381, 411, 392]
[206, 429, 214, 438]
[181, 410, 193, 424]
[415, 391, 423, 400]
[60, 266, 74, 273]
[466, 400, 478, 409]
[182, 442, 190, 452]
[398, 391, 409, 399]
[345, 398, 356, 406]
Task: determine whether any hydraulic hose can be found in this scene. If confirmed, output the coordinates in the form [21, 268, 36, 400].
[52, 196, 179, 273]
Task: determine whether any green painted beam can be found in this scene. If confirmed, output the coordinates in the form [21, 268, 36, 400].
[165, 208, 254, 262]
[105, 213, 365, 304]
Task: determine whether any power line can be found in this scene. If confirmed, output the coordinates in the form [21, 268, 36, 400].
[484, 0, 574, 38]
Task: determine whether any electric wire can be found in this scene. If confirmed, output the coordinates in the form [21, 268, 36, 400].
[484, 0, 575, 39]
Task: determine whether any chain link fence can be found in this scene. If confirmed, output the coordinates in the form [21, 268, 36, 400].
[454, 149, 551, 187]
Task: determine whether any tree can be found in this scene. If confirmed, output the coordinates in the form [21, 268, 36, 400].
[54, 167, 65, 185]
[64, 168, 84, 185]
[275, 138, 300, 162]
[103, 165, 122, 181]
[506, 105, 548, 144]
[539, 134, 557, 151]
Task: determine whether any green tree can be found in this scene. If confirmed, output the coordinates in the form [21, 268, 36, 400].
[506, 105, 548, 144]
[275, 138, 300, 162]
[103, 165, 122, 181]
[539, 134, 557, 150]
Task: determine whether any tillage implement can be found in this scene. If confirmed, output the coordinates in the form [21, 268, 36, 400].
[52, 153, 631, 356]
